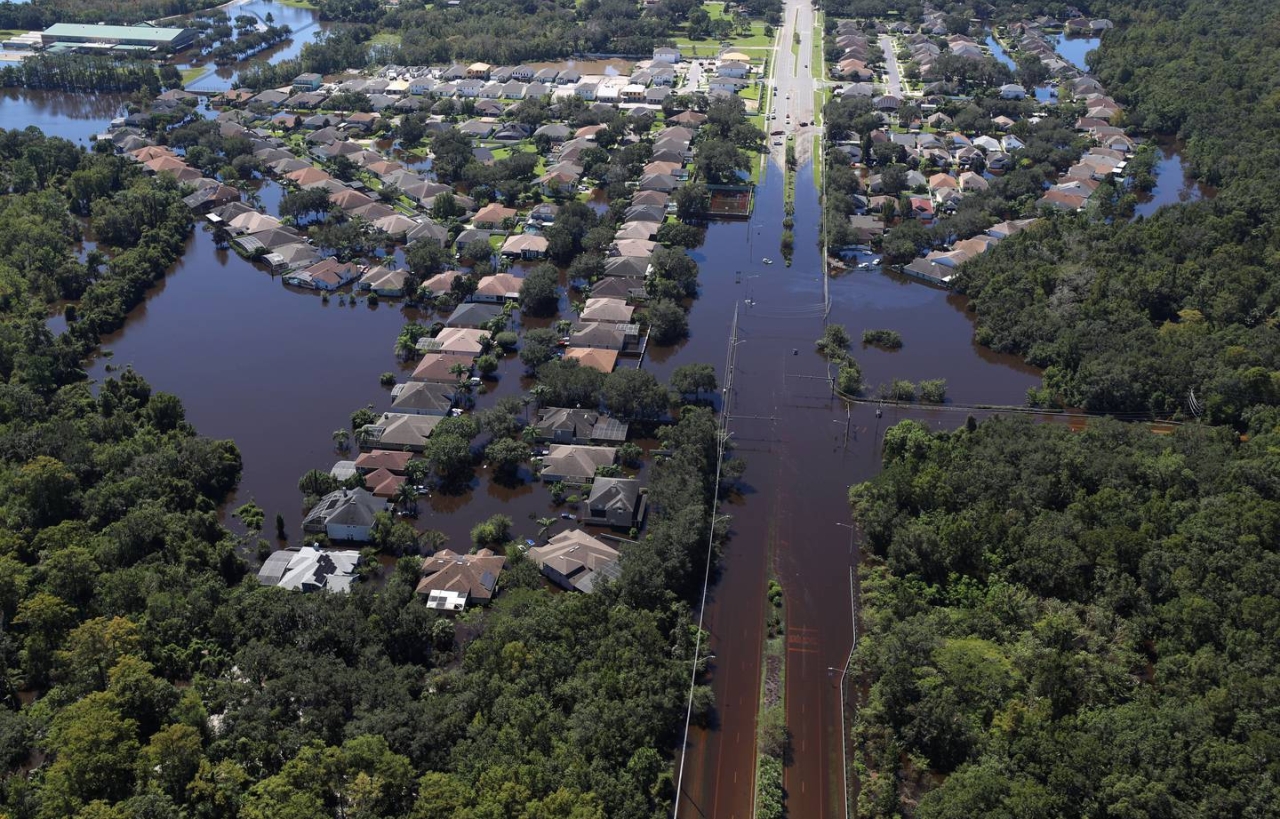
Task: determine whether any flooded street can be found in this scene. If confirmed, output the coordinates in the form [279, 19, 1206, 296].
[672, 156, 1040, 817]
[15, 28, 1049, 816]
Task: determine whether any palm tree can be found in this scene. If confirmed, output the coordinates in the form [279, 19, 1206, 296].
[394, 482, 418, 517]
[333, 428, 350, 452]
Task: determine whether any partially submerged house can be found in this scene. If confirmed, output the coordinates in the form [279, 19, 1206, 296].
[258, 545, 362, 593]
[528, 529, 621, 593]
[416, 549, 507, 611]
[301, 488, 387, 542]
[584, 477, 646, 529]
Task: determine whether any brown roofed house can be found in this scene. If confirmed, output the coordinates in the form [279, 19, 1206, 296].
[416, 549, 506, 610]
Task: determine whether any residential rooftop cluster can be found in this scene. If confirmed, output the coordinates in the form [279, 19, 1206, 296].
[824, 11, 1134, 286]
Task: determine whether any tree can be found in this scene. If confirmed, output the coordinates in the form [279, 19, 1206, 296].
[299, 469, 339, 498]
[671, 363, 717, 398]
[484, 438, 529, 478]
[279, 187, 332, 224]
[351, 407, 377, 430]
[673, 183, 710, 219]
[647, 299, 688, 345]
[519, 264, 560, 317]
[406, 239, 450, 276]
[470, 514, 512, 546]
[603, 369, 669, 419]
[475, 354, 499, 377]
[656, 221, 704, 249]
[137, 724, 204, 806]
[41, 692, 140, 814]
[520, 328, 560, 371]
[695, 139, 747, 185]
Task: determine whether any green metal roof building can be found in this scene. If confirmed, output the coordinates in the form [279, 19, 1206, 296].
[40, 23, 198, 52]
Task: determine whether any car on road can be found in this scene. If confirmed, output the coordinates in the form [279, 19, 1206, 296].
[799, 121, 809, 127]
[773, 139, 782, 146]
[770, 129, 784, 135]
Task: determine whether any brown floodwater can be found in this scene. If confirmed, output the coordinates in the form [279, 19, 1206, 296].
[669, 159, 1042, 819]
[1134, 138, 1217, 219]
[13, 90, 1048, 816]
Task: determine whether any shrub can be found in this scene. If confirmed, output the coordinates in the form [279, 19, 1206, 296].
[919, 378, 946, 403]
[886, 379, 916, 401]
[862, 329, 903, 349]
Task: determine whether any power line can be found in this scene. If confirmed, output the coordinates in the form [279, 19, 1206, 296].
[673, 301, 739, 819]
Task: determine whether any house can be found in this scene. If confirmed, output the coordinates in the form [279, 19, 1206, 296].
[563, 347, 619, 373]
[390, 381, 455, 416]
[410, 352, 475, 383]
[466, 62, 492, 79]
[528, 203, 559, 226]
[569, 323, 627, 351]
[709, 77, 751, 94]
[301, 488, 386, 541]
[419, 270, 463, 298]
[354, 449, 413, 474]
[416, 549, 506, 610]
[445, 301, 503, 329]
[540, 444, 617, 483]
[472, 203, 518, 229]
[584, 477, 645, 529]
[987, 218, 1038, 240]
[417, 327, 490, 356]
[258, 546, 361, 593]
[603, 256, 651, 279]
[616, 221, 661, 241]
[284, 258, 360, 291]
[500, 233, 549, 259]
[653, 46, 681, 63]
[532, 408, 627, 445]
[999, 83, 1027, 100]
[358, 265, 411, 296]
[473, 273, 524, 302]
[363, 467, 406, 499]
[528, 529, 621, 593]
[580, 297, 634, 323]
[360, 412, 443, 451]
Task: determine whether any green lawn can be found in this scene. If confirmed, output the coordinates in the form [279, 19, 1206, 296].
[705, 1, 730, 20]
[180, 66, 206, 87]
[277, 0, 318, 8]
[0, 29, 24, 39]
[674, 20, 775, 54]
[369, 31, 402, 47]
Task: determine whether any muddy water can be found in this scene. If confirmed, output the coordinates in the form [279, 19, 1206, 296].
[670, 158, 1041, 818]
[1134, 139, 1217, 218]
[177, 0, 331, 93]
[1, 88, 127, 145]
[1054, 33, 1101, 72]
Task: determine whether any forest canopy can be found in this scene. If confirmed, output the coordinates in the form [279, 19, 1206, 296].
[849, 416, 1280, 817]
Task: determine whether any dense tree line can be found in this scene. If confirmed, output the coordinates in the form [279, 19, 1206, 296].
[0, 54, 169, 94]
[848, 415, 1280, 817]
[0, 124, 736, 815]
[0, 0, 222, 29]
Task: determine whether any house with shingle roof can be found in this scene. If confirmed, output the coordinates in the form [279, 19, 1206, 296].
[416, 549, 506, 610]
[540, 444, 616, 483]
[301, 488, 387, 541]
[528, 529, 620, 593]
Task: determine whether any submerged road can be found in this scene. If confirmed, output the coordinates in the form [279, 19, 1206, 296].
[672, 4, 1042, 817]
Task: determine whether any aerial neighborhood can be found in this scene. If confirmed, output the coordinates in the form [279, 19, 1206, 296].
[821, 10, 1135, 285]
[83, 45, 761, 603]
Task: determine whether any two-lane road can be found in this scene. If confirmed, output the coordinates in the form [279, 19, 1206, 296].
[878, 33, 903, 96]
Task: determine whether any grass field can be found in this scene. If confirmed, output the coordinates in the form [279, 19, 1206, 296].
[277, 0, 318, 8]
[0, 29, 24, 39]
[180, 66, 207, 86]
[369, 31, 402, 47]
